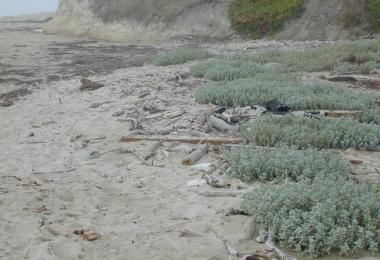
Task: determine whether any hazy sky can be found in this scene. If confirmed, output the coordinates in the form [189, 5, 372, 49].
[0, 0, 58, 17]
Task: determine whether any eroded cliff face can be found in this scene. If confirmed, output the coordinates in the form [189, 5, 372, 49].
[45, 0, 374, 43]
[45, 0, 233, 42]
[275, 0, 371, 40]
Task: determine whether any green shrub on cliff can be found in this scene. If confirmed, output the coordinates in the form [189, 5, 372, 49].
[252, 40, 380, 73]
[229, 0, 305, 38]
[366, 0, 380, 31]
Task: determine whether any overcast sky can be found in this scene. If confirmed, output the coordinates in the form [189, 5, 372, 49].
[0, 0, 58, 17]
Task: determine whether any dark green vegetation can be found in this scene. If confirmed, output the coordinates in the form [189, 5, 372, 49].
[243, 116, 380, 150]
[250, 40, 380, 73]
[195, 78, 377, 110]
[366, 0, 380, 31]
[227, 147, 350, 182]
[229, 0, 305, 38]
[152, 49, 213, 66]
[360, 107, 380, 125]
[190, 58, 290, 81]
[242, 179, 380, 257]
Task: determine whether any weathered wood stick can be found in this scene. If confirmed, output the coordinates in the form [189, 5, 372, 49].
[80, 78, 104, 91]
[32, 168, 76, 175]
[182, 144, 209, 166]
[324, 111, 363, 119]
[207, 115, 240, 132]
[265, 229, 296, 260]
[120, 136, 243, 145]
[197, 190, 247, 197]
[224, 240, 269, 260]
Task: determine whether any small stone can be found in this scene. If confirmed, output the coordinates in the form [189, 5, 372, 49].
[89, 151, 101, 159]
[256, 229, 268, 243]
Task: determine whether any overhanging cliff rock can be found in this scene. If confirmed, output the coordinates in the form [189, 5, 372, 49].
[45, 0, 234, 42]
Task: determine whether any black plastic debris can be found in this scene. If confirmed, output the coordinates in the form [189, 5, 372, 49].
[264, 100, 290, 113]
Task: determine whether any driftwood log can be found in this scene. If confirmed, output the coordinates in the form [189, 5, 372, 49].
[207, 115, 240, 132]
[224, 240, 270, 260]
[265, 229, 296, 260]
[197, 190, 247, 197]
[324, 110, 363, 119]
[80, 78, 105, 91]
[182, 144, 209, 166]
[120, 136, 243, 145]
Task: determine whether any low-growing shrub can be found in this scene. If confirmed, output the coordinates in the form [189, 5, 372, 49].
[242, 116, 380, 150]
[366, 0, 380, 31]
[252, 40, 380, 73]
[190, 58, 289, 81]
[152, 49, 213, 66]
[242, 179, 380, 257]
[360, 108, 380, 125]
[227, 147, 350, 182]
[229, 0, 305, 38]
[334, 61, 379, 74]
[195, 78, 377, 110]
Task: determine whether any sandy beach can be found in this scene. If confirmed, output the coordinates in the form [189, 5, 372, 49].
[1, 14, 379, 260]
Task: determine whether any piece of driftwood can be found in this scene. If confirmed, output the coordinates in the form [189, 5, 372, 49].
[265, 229, 296, 260]
[208, 115, 240, 132]
[179, 229, 202, 238]
[197, 108, 216, 127]
[121, 136, 243, 145]
[32, 168, 76, 175]
[202, 173, 228, 188]
[224, 240, 269, 260]
[182, 144, 209, 166]
[197, 190, 246, 197]
[327, 76, 358, 83]
[324, 111, 363, 119]
[350, 159, 363, 165]
[326, 75, 380, 90]
[80, 78, 104, 91]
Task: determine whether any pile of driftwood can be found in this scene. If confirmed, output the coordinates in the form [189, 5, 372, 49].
[224, 216, 296, 260]
[119, 105, 265, 164]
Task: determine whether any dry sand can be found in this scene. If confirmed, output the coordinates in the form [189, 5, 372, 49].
[1, 14, 380, 260]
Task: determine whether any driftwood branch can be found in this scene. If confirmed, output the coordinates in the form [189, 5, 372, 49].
[265, 229, 296, 260]
[182, 144, 209, 166]
[121, 135, 243, 145]
[197, 190, 247, 197]
[32, 168, 76, 175]
[202, 173, 228, 188]
[207, 115, 239, 132]
[80, 78, 104, 91]
[224, 240, 269, 260]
